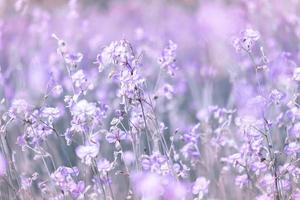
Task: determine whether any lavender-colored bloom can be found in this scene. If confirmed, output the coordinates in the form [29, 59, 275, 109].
[258, 174, 274, 192]
[158, 40, 178, 76]
[92, 174, 112, 186]
[76, 144, 99, 165]
[97, 101, 109, 117]
[131, 172, 163, 199]
[72, 99, 96, 116]
[64, 128, 74, 145]
[285, 142, 300, 155]
[100, 40, 134, 66]
[251, 161, 268, 175]
[269, 89, 285, 104]
[235, 174, 249, 188]
[16, 135, 26, 151]
[70, 180, 85, 198]
[9, 99, 30, 117]
[52, 84, 63, 97]
[51, 166, 83, 197]
[141, 152, 169, 174]
[20, 172, 39, 189]
[4, 2, 300, 198]
[105, 127, 127, 143]
[64, 52, 83, 64]
[41, 107, 60, 119]
[294, 191, 300, 199]
[159, 84, 175, 100]
[192, 177, 210, 199]
[123, 151, 135, 166]
[20, 174, 33, 189]
[289, 122, 300, 138]
[71, 70, 87, 88]
[233, 28, 260, 52]
[255, 194, 273, 200]
[71, 99, 97, 123]
[52, 33, 68, 55]
[163, 178, 187, 200]
[181, 143, 200, 160]
[97, 159, 112, 172]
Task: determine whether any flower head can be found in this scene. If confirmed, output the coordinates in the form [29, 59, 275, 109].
[105, 127, 127, 143]
[76, 144, 99, 165]
[65, 52, 83, 64]
[233, 28, 260, 52]
[192, 177, 210, 199]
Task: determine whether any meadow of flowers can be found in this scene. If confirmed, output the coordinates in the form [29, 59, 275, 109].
[0, 0, 300, 199]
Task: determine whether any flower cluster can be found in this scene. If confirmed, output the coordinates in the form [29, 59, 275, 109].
[1, 1, 300, 200]
[51, 166, 85, 198]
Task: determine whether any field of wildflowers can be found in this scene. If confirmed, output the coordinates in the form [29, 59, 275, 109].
[0, 0, 300, 199]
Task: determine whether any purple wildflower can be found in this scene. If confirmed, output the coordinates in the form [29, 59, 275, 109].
[105, 127, 127, 143]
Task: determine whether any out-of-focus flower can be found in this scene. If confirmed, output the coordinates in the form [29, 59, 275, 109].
[158, 40, 178, 76]
[105, 127, 127, 143]
[131, 172, 185, 200]
[123, 151, 135, 166]
[235, 174, 249, 188]
[9, 99, 30, 117]
[16, 135, 26, 151]
[52, 85, 63, 97]
[20, 172, 39, 189]
[69, 181, 85, 198]
[71, 100, 97, 119]
[251, 161, 268, 175]
[294, 191, 300, 199]
[14, 0, 28, 13]
[181, 143, 200, 160]
[97, 159, 112, 172]
[65, 52, 83, 64]
[71, 70, 87, 88]
[192, 177, 210, 199]
[269, 89, 285, 104]
[141, 152, 169, 175]
[159, 84, 175, 100]
[285, 142, 300, 155]
[41, 107, 60, 119]
[76, 144, 99, 165]
[258, 174, 274, 193]
[51, 166, 84, 198]
[99, 40, 134, 66]
[52, 33, 68, 55]
[233, 28, 260, 52]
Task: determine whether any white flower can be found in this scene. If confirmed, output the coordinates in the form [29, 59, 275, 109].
[42, 107, 60, 119]
[71, 70, 86, 88]
[76, 144, 99, 165]
[9, 99, 30, 116]
[72, 100, 97, 117]
[233, 28, 260, 52]
[244, 28, 260, 41]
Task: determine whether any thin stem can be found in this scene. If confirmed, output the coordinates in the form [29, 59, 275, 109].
[138, 99, 152, 155]
[106, 172, 115, 200]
